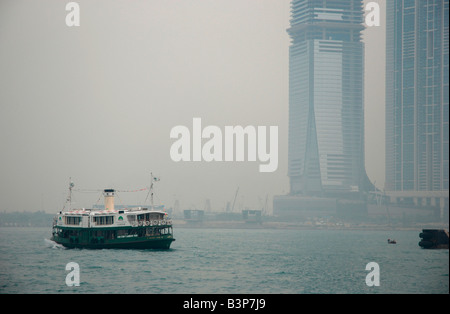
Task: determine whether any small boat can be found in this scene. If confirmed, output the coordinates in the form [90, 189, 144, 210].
[387, 239, 397, 244]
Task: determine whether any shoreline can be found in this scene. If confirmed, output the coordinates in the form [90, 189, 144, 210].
[172, 219, 449, 232]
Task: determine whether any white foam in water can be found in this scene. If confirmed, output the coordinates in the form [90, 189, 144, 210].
[44, 238, 66, 249]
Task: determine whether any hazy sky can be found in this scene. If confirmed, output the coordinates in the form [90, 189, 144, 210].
[0, 0, 385, 213]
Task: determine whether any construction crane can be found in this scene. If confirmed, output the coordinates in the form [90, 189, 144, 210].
[231, 187, 239, 213]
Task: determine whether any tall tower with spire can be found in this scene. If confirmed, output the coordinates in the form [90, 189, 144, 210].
[287, 0, 371, 197]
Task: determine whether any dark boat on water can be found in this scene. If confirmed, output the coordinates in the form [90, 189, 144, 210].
[419, 229, 449, 249]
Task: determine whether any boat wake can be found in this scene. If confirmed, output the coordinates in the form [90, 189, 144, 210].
[44, 238, 66, 250]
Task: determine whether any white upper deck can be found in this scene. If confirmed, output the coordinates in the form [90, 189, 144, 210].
[55, 207, 171, 229]
[55, 182, 171, 229]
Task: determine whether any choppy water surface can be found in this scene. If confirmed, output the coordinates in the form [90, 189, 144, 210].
[0, 227, 448, 293]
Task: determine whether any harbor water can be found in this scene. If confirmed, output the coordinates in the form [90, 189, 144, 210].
[0, 227, 448, 294]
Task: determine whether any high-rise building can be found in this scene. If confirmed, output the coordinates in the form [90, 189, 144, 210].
[385, 0, 449, 213]
[287, 0, 371, 196]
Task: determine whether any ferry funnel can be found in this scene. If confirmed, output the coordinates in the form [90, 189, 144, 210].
[104, 189, 115, 211]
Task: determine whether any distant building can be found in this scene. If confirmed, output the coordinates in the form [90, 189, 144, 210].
[287, 0, 372, 197]
[242, 209, 262, 224]
[275, 0, 371, 217]
[385, 0, 449, 219]
[183, 209, 204, 223]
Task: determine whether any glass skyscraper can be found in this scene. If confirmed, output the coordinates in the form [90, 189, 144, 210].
[287, 0, 370, 196]
[385, 1, 449, 197]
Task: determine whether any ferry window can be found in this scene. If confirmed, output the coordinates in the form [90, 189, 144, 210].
[128, 228, 137, 235]
[93, 216, 114, 225]
[92, 230, 105, 237]
[150, 213, 159, 220]
[127, 215, 136, 224]
[65, 216, 81, 225]
[69, 230, 79, 236]
[117, 229, 128, 237]
[105, 230, 114, 240]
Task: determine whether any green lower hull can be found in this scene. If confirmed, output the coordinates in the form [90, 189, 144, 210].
[52, 237, 174, 249]
[51, 235, 175, 249]
[51, 225, 175, 249]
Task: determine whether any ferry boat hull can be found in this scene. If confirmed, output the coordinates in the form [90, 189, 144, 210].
[51, 226, 175, 250]
[51, 235, 175, 249]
